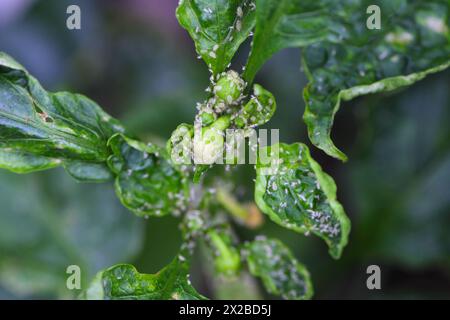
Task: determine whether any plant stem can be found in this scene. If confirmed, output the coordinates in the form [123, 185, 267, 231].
[216, 188, 263, 228]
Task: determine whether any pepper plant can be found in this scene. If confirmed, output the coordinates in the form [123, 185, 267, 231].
[0, 0, 449, 300]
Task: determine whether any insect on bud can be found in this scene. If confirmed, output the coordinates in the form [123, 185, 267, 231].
[199, 112, 216, 126]
[213, 70, 246, 105]
[235, 84, 276, 128]
[167, 124, 194, 165]
[193, 115, 230, 165]
[207, 230, 241, 276]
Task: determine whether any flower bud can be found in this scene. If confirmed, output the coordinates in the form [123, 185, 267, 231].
[193, 116, 230, 165]
[214, 70, 245, 105]
[208, 230, 241, 276]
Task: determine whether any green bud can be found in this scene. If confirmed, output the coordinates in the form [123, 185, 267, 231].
[234, 116, 246, 128]
[167, 123, 193, 165]
[208, 229, 241, 276]
[199, 112, 216, 126]
[214, 70, 245, 105]
[193, 116, 230, 165]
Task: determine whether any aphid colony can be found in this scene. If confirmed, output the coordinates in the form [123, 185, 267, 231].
[168, 70, 276, 170]
[264, 172, 341, 239]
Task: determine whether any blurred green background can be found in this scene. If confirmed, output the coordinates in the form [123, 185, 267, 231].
[0, 0, 449, 299]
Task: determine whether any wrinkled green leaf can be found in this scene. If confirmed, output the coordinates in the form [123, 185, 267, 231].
[107, 134, 189, 218]
[83, 258, 205, 300]
[243, 0, 333, 83]
[234, 84, 276, 128]
[242, 237, 313, 300]
[302, 0, 450, 160]
[176, 0, 256, 74]
[255, 143, 350, 258]
[0, 52, 125, 180]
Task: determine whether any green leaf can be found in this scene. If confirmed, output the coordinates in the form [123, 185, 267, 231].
[0, 150, 61, 174]
[234, 84, 276, 128]
[243, 0, 332, 83]
[63, 161, 113, 183]
[255, 143, 350, 259]
[83, 258, 206, 300]
[107, 134, 189, 218]
[176, 0, 256, 74]
[242, 237, 313, 300]
[302, 1, 450, 160]
[0, 52, 125, 180]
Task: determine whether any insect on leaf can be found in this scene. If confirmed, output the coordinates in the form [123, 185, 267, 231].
[0, 52, 125, 181]
[177, 0, 256, 75]
[107, 134, 189, 218]
[255, 143, 350, 259]
[242, 237, 313, 300]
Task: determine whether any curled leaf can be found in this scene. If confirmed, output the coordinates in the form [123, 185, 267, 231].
[107, 134, 189, 218]
[176, 0, 256, 74]
[83, 258, 205, 300]
[234, 84, 276, 128]
[302, 1, 450, 160]
[242, 237, 313, 300]
[0, 52, 125, 180]
[255, 143, 350, 258]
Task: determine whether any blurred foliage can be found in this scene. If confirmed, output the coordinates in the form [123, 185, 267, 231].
[350, 71, 450, 268]
[0, 0, 448, 299]
[0, 169, 143, 298]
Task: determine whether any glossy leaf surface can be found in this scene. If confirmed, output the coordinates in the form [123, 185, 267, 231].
[107, 134, 189, 218]
[177, 0, 256, 74]
[255, 143, 350, 258]
[242, 237, 313, 300]
[0, 52, 125, 180]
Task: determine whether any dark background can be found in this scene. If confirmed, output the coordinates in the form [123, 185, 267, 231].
[0, 0, 449, 299]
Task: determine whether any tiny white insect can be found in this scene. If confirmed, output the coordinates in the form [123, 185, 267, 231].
[237, 6, 243, 18]
[236, 20, 242, 32]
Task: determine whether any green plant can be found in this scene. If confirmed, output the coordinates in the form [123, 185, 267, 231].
[0, 0, 449, 299]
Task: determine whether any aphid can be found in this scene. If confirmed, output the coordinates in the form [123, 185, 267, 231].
[236, 20, 242, 32]
[37, 111, 52, 122]
[237, 6, 243, 18]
